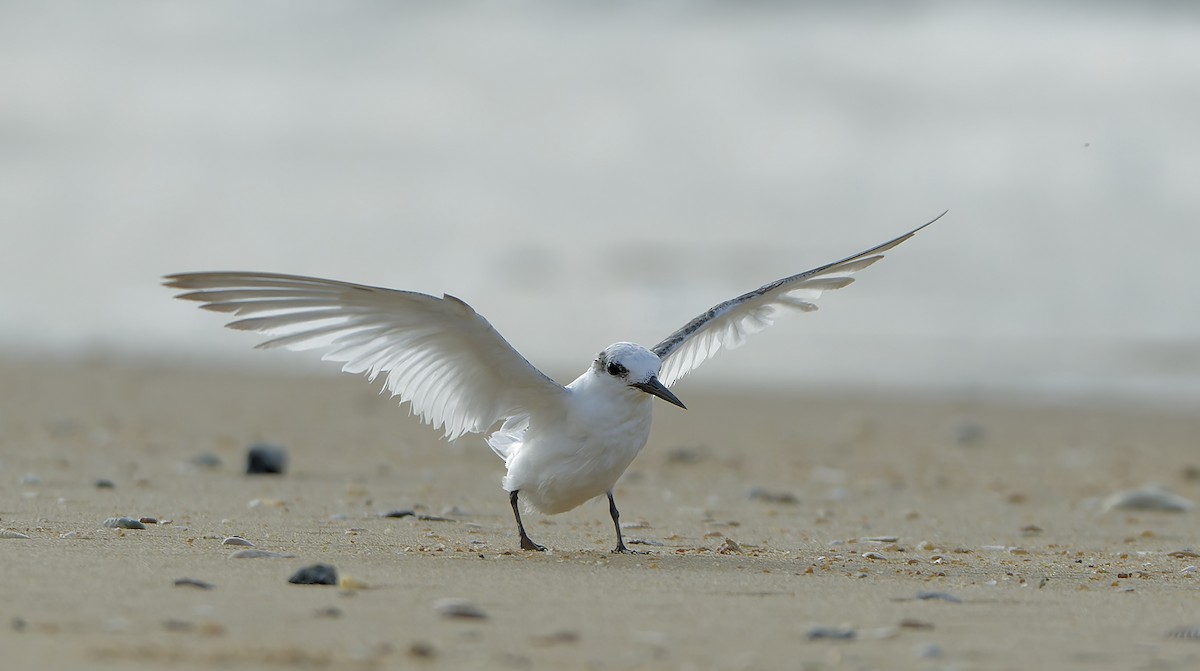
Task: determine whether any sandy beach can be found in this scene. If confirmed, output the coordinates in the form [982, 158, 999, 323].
[2, 357, 1198, 670]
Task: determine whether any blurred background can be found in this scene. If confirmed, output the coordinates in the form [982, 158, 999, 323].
[1, 1, 1197, 404]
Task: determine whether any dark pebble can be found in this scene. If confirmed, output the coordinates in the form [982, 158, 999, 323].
[288, 563, 338, 585]
[104, 517, 147, 530]
[747, 487, 799, 504]
[379, 509, 415, 518]
[916, 591, 962, 603]
[807, 626, 856, 640]
[246, 444, 287, 475]
[95, 479, 115, 489]
[174, 578, 215, 590]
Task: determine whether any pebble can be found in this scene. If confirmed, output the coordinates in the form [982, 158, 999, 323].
[379, 509, 415, 518]
[315, 606, 343, 618]
[246, 444, 287, 475]
[806, 626, 856, 640]
[861, 551, 886, 560]
[716, 538, 742, 554]
[228, 549, 293, 559]
[19, 474, 43, 486]
[409, 641, 436, 658]
[174, 578, 215, 590]
[288, 564, 338, 585]
[104, 517, 147, 530]
[916, 591, 962, 604]
[747, 487, 799, 504]
[435, 598, 488, 619]
[1, 529, 31, 539]
[95, 479, 115, 489]
[190, 452, 222, 469]
[863, 536, 900, 543]
[222, 536, 254, 547]
[60, 531, 78, 539]
[1102, 484, 1195, 512]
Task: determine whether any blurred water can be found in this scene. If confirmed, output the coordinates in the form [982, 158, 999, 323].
[1, 1, 1198, 402]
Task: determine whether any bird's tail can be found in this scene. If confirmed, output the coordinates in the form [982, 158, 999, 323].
[486, 414, 529, 461]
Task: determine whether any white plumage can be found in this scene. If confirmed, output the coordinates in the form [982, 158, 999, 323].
[165, 212, 942, 552]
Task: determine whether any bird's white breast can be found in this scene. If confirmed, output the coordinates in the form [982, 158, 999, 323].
[500, 374, 653, 514]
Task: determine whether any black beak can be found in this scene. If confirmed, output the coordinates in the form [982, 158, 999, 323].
[631, 376, 687, 409]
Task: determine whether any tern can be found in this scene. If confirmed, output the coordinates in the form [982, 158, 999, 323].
[166, 213, 942, 553]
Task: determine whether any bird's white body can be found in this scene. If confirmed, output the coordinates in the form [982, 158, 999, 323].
[494, 347, 658, 514]
[165, 213, 942, 550]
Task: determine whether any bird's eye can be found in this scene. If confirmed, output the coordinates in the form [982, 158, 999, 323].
[606, 362, 624, 377]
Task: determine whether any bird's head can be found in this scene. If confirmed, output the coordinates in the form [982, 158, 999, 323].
[593, 342, 686, 409]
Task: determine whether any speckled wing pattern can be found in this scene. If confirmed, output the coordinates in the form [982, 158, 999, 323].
[652, 213, 944, 388]
[164, 272, 567, 440]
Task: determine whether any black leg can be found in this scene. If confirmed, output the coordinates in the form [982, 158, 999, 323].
[608, 490, 641, 554]
[510, 490, 546, 551]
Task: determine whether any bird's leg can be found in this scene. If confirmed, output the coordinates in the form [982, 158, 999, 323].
[509, 490, 546, 552]
[608, 491, 644, 554]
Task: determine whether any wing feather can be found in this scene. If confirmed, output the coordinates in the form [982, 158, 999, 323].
[653, 212, 944, 387]
[165, 272, 567, 440]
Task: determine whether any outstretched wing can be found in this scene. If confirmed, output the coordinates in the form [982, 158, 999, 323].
[652, 212, 944, 387]
[165, 272, 568, 440]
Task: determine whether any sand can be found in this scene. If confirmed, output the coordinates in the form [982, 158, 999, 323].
[2, 358, 1199, 670]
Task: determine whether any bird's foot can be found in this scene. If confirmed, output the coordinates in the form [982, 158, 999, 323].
[612, 544, 648, 555]
[520, 536, 547, 552]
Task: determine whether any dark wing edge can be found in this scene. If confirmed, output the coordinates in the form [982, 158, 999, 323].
[651, 211, 946, 385]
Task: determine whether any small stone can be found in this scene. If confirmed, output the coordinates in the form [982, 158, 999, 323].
[716, 538, 742, 554]
[315, 606, 343, 618]
[288, 564, 338, 585]
[339, 575, 369, 590]
[1103, 484, 1194, 512]
[19, 474, 42, 486]
[60, 531, 78, 539]
[861, 551, 886, 560]
[435, 598, 488, 619]
[222, 536, 254, 546]
[246, 444, 287, 475]
[174, 578, 215, 590]
[379, 509, 415, 518]
[863, 536, 900, 543]
[915, 591, 962, 603]
[95, 479, 115, 489]
[1, 529, 31, 539]
[747, 487, 799, 504]
[139, 517, 158, 525]
[409, 641, 436, 658]
[228, 549, 293, 559]
[806, 626, 856, 640]
[191, 452, 223, 468]
[104, 517, 147, 530]
[1168, 550, 1200, 558]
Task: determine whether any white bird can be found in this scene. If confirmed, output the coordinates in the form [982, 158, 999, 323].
[165, 213, 942, 552]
